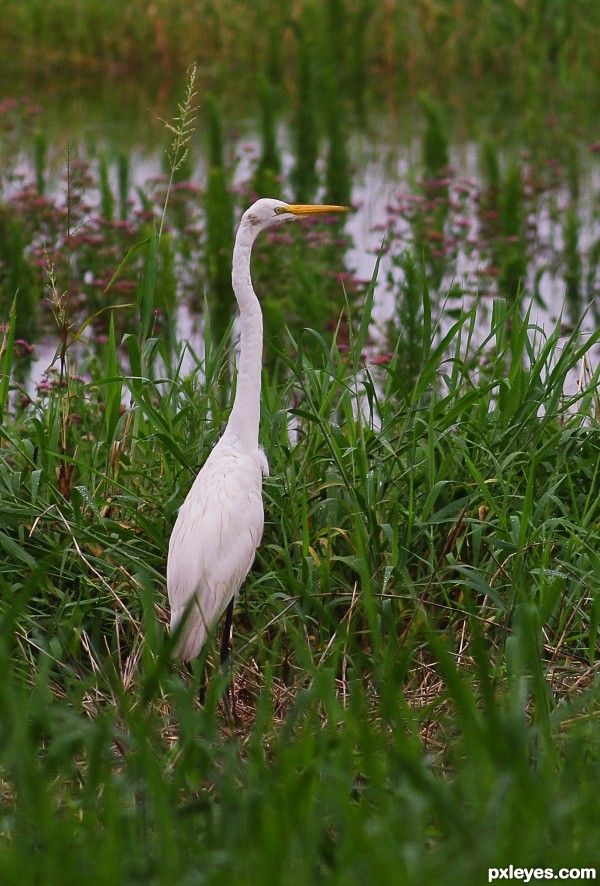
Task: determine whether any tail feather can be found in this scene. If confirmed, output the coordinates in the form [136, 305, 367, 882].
[170, 606, 209, 661]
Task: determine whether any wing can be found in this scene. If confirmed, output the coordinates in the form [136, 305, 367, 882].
[167, 444, 264, 660]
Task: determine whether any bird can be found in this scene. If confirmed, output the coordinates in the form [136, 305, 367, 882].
[167, 198, 348, 662]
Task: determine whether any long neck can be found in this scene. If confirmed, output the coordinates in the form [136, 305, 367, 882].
[224, 229, 263, 449]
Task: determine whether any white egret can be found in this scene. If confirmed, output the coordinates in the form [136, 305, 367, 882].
[167, 198, 348, 662]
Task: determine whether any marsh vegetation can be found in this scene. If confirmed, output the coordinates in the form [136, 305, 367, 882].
[1, 2, 600, 883]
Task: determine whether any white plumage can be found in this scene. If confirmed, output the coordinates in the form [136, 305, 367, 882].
[167, 442, 267, 659]
[167, 198, 347, 661]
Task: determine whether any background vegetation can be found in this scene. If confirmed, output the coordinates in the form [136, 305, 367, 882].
[2, 0, 599, 101]
[0, 2, 599, 883]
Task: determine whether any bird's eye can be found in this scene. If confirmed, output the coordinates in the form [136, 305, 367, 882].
[273, 206, 286, 215]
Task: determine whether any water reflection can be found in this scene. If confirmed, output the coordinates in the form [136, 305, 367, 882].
[1, 89, 599, 399]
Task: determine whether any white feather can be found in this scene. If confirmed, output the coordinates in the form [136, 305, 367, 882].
[167, 440, 266, 660]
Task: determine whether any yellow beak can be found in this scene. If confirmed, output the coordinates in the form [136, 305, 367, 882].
[283, 203, 349, 216]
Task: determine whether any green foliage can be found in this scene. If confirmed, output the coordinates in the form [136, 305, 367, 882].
[0, 28, 599, 882]
[0, 209, 40, 339]
[98, 152, 115, 222]
[563, 205, 582, 318]
[324, 97, 352, 207]
[386, 250, 427, 391]
[117, 150, 130, 221]
[33, 129, 48, 196]
[2, 0, 600, 111]
[250, 217, 351, 365]
[204, 95, 235, 343]
[291, 30, 319, 202]
[2, 270, 600, 881]
[419, 93, 450, 180]
[253, 73, 282, 199]
[499, 163, 527, 303]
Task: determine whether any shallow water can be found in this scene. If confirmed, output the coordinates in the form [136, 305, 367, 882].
[2, 82, 599, 392]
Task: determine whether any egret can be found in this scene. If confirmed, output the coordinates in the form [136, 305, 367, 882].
[167, 198, 348, 662]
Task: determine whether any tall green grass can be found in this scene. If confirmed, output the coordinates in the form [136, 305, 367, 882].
[3, 0, 599, 113]
[1, 235, 599, 881]
[0, 54, 600, 885]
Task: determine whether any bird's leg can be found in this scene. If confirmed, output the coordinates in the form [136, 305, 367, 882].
[219, 598, 234, 667]
[219, 598, 237, 724]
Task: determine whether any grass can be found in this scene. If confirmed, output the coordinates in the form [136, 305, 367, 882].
[1, 243, 600, 882]
[3, 0, 598, 86]
[0, 53, 600, 884]
[2, 0, 600, 125]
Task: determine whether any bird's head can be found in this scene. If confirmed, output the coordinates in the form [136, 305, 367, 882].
[241, 198, 348, 233]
